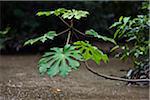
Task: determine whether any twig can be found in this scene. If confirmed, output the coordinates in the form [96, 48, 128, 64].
[66, 31, 71, 45]
[59, 16, 70, 28]
[73, 30, 79, 39]
[57, 28, 70, 36]
[59, 16, 85, 36]
[72, 27, 85, 36]
[84, 61, 150, 82]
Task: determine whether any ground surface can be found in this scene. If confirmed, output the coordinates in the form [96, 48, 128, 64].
[0, 55, 149, 100]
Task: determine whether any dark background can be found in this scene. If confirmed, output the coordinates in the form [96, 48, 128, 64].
[0, 1, 143, 54]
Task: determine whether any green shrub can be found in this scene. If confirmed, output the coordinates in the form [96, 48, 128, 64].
[110, 2, 149, 69]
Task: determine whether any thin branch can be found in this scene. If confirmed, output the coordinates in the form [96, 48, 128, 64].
[73, 30, 79, 39]
[72, 27, 85, 36]
[58, 17, 85, 36]
[57, 28, 70, 36]
[66, 31, 71, 45]
[59, 16, 70, 28]
[70, 19, 73, 27]
[84, 61, 150, 82]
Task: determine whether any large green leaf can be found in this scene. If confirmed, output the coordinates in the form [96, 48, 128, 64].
[85, 29, 116, 44]
[38, 44, 83, 77]
[24, 31, 57, 45]
[62, 10, 74, 19]
[74, 41, 109, 64]
[73, 9, 89, 19]
[54, 8, 67, 16]
[36, 8, 89, 20]
[62, 9, 89, 20]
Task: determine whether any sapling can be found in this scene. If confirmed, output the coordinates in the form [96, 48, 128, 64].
[25, 8, 149, 83]
[25, 8, 112, 77]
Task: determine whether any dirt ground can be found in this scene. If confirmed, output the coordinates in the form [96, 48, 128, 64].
[0, 55, 149, 100]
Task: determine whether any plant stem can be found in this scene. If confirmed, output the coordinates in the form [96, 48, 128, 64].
[59, 16, 70, 28]
[66, 31, 71, 45]
[59, 17, 84, 44]
[59, 16, 85, 36]
[66, 19, 73, 45]
[84, 61, 150, 82]
[70, 19, 73, 27]
[57, 28, 70, 36]
[72, 27, 85, 36]
[73, 30, 79, 39]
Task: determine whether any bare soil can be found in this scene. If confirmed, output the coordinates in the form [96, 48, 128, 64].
[0, 55, 149, 100]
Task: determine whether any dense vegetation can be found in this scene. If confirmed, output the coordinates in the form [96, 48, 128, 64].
[110, 2, 149, 83]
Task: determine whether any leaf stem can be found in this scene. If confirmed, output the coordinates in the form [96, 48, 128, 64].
[59, 16, 85, 36]
[59, 16, 70, 28]
[73, 30, 79, 39]
[57, 28, 70, 36]
[72, 27, 85, 36]
[66, 31, 71, 45]
[66, 19, 73, 45]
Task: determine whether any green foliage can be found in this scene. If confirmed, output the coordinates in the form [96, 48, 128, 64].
[25, 8, 112, 77]
[38, 44, 82, 77]
[110, 3, 149, 68]
[37, 8, 89, 20]
[24, 31, 57, 45]
[109, 3, 150, 82]
[141, 2, 150, 10]
[109, 16, 131, 39]
[74, 41, 109, 64]
[0, 27, 11, 49]
[111, 15, 149, 59]
[0, 27, 10, 36]
[85, 29, 116, 44]
[110, 45, 119, 53]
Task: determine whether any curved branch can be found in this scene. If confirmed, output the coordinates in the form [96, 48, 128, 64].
[84, 61, 150, 82]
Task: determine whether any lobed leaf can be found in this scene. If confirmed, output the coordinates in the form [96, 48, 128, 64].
[36, 8, 89, 20]
[85, 29, 116, 44]
[38, 44, 83, 77]
[61, 9, 89, 20]
[24, 31, 57, 45]
[74, 41, 109, 64]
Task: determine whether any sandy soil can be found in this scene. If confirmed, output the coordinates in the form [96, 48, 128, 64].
[0, 55, 149, 100]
